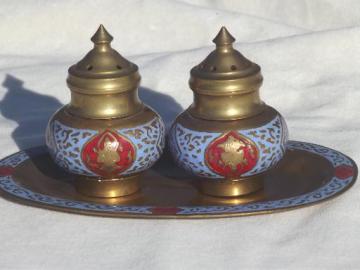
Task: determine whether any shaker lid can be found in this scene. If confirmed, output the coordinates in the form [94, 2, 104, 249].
[189, 27, 263, 94]
[67, 25, 140, 94]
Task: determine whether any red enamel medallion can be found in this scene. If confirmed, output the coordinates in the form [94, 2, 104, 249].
[81, 130, 135, 177]
[205, 131, 258, 178]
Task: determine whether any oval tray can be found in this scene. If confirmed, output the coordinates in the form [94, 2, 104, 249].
[0, 141, 357, 218]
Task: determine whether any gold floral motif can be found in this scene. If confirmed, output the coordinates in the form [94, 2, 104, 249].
[218, 135, 248, 170]
[94, 134, 122, 173]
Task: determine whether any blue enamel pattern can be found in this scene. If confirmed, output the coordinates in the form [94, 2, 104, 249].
[45, 117, 165, 177]
[169, 115, 288, 179]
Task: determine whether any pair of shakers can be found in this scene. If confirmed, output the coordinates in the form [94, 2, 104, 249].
[46, 25, 288, 198]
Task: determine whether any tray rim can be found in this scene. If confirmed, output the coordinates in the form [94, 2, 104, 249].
[0, 141, 357, 219]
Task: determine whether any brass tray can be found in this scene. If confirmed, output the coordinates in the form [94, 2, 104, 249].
[0, 141, 357, 219]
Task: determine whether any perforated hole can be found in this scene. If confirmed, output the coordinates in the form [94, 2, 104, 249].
[231, 65, 237, 71]
[116, 65, 122, 70]
[86, 64, 93, 71]
[210, 66, 216, 72]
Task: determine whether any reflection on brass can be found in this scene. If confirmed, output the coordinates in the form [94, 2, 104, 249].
[197, 174, 264, 197]
[75, 175, 140, 198]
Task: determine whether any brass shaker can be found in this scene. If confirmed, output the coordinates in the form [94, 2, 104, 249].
[169, 27, 288, 197]
[46, 25, 165, 197]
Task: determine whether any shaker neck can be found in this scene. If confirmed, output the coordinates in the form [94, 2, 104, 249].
[188, 88, 265, 121]
[188, 72, 266, 120]
[67, 87, 144, 119]
[66, 73, 144, 119]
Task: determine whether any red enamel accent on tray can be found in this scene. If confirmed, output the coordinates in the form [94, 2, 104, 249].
[0, 166, 15, 176]
[334, 165, 354, 180]
[151, 207, 181, 215]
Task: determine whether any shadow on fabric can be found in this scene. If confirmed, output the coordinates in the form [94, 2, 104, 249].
[0, 74, 63, 149]
[0, 75, 183, 150]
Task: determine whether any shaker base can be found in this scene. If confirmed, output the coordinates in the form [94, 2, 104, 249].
[74, 174, 141, 198]
[197, 174, 264, 197]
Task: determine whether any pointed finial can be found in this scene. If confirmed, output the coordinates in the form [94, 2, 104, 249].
[212, 26, 235, 46]
[91, 24, 113, 44]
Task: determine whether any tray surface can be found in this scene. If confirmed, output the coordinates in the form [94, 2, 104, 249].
[0, 141, 357, 218]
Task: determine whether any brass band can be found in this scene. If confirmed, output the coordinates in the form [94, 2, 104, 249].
[75, 174, 141, 198]
[197, 175, 264, 197]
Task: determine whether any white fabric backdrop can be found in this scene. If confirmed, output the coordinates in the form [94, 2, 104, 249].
[0, 1, 359, 269]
